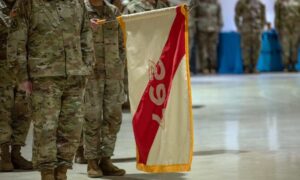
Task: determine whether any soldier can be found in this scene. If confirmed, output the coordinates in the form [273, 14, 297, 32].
[275, 0, 300, 72]
[195, 0, 223, 74]
[123, 0, 167, 14]
[82, 0, 126, 177]
[7, 0, 94, 179]
[235, 0, 266, 73]
[0, 0, 32, 172]
[189, 0, 198, 74]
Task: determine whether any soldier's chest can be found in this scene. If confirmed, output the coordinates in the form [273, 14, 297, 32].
[88, 8, 114, 21]
[31, 0, 83, 32]
[198, 3, 218, 16]
[247, 2, 260, 12]
[282, 0, 300, 11]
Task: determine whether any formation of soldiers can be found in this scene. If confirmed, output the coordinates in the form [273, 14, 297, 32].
[0, 0, 299, 180]
[0, 0, 168, 180]
[189, 0, 300, 74]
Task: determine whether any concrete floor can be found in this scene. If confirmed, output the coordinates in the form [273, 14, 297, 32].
[1, 73, 300, 180]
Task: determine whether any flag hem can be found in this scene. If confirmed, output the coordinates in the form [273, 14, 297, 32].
[182, 4, 194, 169]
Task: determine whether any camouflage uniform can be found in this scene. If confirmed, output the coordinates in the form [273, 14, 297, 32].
[157, 0, 170, 8]
[7, 0, 94, 170]
[83, 0, 126, 160]
[0, 0, 31, 148]
[189, 0, 198, 74]
[195, 0, 223, 73]
[235, 0, 266, 71]
[123, 0, 166, 15]
[275, 0, 300, 70]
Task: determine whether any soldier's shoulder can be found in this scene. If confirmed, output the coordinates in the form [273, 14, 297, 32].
[124, 0, 138, 12]
[104, 0, 120, 15]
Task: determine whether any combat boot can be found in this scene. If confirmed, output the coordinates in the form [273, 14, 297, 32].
[11, 145, 33, 170]
[87, 159, 103, 178]
[74, 146, 87, 164]
[0, 143, 14, 172]
[41, 169, 55, 180]
[99, 157, 126, 176]
[55, 165, 68, 180]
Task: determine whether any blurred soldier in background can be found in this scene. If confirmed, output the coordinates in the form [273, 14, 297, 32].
[157, 0, 170, 7]
[195, 0, 223, 74]
[235, 0, 266, 73]
[275, 0, 300, 72]
[188, 0, 198, 74]
[7, 0, 94, 179]
[82, 0, 126, 177]
[110, 0, 126, 12]
[0, 0, 32, 172]
[123, 0, 168, 16]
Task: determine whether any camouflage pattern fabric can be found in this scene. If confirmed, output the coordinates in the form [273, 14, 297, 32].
[197, 32, 219, 70]
[240, 32, 262, 67]
[156, 0, 170, 8]
[235, 0, 266, 68]
[0, 0, 30, 147]
[275, 0, 300, 66]
[7, 0, 94, 170]
[31, 76, 86, 170]
[195, 0, 223, 32]
[7, 0, 94, 82]
[195, 0, 223, 71]
[0, 86, 31, 146]
[235, 0, 266, 33]
[83, 0, 126, 160]
[123, 0, 166, 14]
[0, 0, 14, 85]
[84, 78, 125, 159]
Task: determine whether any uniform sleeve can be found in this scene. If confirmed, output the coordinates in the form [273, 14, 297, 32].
[234, 1, 242, 31]
[115, 8, 126, 62]
[81, 5, 95, 70]
[7, 1, 29, 82]
[274, 1, 281, 31]
[261, 3, 266, 30]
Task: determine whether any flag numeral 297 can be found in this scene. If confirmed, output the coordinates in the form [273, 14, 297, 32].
[149, 59, 166, 127]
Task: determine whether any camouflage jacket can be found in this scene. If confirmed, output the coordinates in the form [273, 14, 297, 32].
[157, 0, 170, 8]
[7, 0, 94, 82]
[123, 0, 166, 14]
[275, 0, 300, 33]
[0, 0, 10, 61]
[235, 0, 266, 33]
[195, 0, 223, 32]
[85, 0, 125, 80]
[0, 0, 14, 85]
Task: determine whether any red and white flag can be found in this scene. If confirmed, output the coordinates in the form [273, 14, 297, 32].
[118, 5, 193, 173]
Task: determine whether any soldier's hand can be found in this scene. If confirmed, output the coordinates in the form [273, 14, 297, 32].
[19, 81, 33, 96]
[90, 18, 106, 30]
